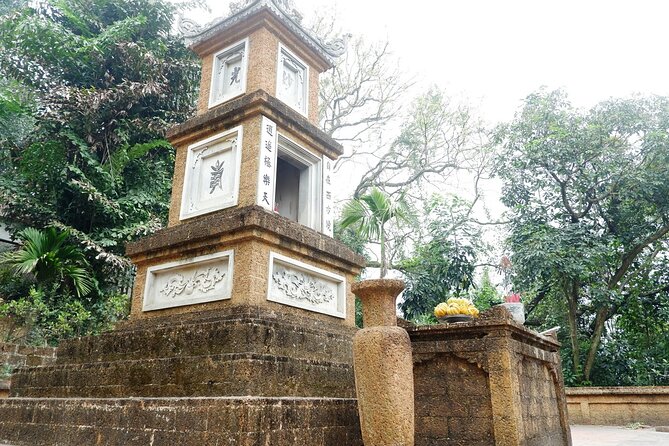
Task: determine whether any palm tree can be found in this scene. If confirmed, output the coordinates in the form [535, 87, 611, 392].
[0, 227, 94, 297]
[340, 188, 413, 278]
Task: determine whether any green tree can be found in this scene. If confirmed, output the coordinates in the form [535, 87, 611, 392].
[0, 227, 129, 344]
[398, 196, 479, 321]
[0, 0, 200, 341]
[470, 268, 502, 312]
[339, 188, 413, 278]
[498, 89, 669, 384]
[0, 0, 199, 258]
[0, 227, 94, 297]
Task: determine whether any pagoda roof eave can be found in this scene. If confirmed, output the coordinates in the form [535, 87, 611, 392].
[183, 0, 346, 70]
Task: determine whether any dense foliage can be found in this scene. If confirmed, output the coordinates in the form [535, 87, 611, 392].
[0, 0, 200, 344]
[398, 196, 480, 321]
[497, 89, 669, 385]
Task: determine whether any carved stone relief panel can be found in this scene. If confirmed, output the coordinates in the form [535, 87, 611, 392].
[180, 126, 243, 220]
[276, 43, 308, 115]
[267, 252, 345, 318]
[142, 251, 234, 311]
[209, 39, 248, 108]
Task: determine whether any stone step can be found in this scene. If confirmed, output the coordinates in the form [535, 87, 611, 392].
[11, 353, 355, 399]
[0, 396, 362, 446]
[55, 307, 355, 366]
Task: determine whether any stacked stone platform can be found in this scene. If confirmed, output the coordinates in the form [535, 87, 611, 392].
[0, 396, 360, 445]
[0, 307, 362, 445]
[10, 306, 356, 399]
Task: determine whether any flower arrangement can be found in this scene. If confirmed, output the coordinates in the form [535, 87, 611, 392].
[434, 297, 480, 318]
[505, 293, 522, 303]
[501, 292, 525, 324]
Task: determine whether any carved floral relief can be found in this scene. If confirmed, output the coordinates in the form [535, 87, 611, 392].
[267, 252, 345, 318]
[272, 267, 335, 305]
[143, 251, 234, 312]
[160, 267, 226, 299]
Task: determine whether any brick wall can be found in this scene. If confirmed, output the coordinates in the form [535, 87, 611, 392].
[0, 397, 362, 445]
[518, 357, 563, 445]
[0, 343, 56, 369]
[414, 353, 494, 445]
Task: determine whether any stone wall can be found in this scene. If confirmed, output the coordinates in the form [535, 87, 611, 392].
[566, 386, 669, 426]
[409, 307, 572, 446]
[518, 357, 564, 441]
[0, 343, 56, 398]
[414, 352, 495, 444]
[0, 396, 362, 446]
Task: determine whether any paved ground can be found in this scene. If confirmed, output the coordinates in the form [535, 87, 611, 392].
[571, 425, 669, 446]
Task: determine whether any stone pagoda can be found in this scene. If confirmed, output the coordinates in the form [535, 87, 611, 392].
[0, 1, 366, 444]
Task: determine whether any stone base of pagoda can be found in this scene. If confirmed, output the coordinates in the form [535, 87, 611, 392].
[0, 396, 362, 446]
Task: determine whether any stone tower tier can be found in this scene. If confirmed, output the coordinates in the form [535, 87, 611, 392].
[165, 90, 343, 238]
[10, 306, 357, 399]
[166, 89, 342, 159]
[125, 206, 364, 324]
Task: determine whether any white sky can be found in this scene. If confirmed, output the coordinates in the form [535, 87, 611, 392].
[205, 0, 669, 123]
[197, 0, 669, 275]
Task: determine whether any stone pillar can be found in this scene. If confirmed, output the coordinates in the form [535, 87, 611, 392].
[486, 333, 524, 444]
[352, 279, 414, 446]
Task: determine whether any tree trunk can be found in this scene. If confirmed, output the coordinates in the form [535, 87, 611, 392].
[380, 225, 387, 278]
[583, 305, 609, 382]
[565, 279, 581, 380]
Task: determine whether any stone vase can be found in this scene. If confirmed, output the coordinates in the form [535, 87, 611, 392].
[352, 278, 414, 446]
[501, 302, 525, 324]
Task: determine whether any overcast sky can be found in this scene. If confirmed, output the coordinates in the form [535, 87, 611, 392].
[203, 0, 669, 123]
[196, 0, 669, 267]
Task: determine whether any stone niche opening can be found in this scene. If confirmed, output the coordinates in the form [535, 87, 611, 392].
[274, 135, 321, 230]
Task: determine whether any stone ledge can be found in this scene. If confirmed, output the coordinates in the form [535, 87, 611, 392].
[12, 352, 355, 399]
[166, 89, 342, 158]
[111, 304, 358, 334]
[566, 386, 669, 396]
[53, 308, 356, 365]
[408, 318, 561, 352]
[566, 386, 669, 426]
[125, 205, 365, 271]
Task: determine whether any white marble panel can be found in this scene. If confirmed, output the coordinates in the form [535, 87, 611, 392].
[180, 126, 242, 220]
[276, 43, 308, 116]
[267, 252, 345, 318]
[209, 39, 248, 108]
[143, 251, 234, 311]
